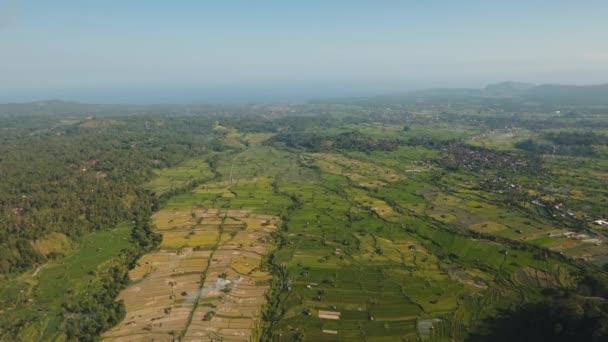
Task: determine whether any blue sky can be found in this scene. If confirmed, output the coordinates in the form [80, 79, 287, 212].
[1, 1, 608, 102]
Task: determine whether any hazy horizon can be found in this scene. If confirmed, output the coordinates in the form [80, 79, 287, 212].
[2, 1, 608, 103]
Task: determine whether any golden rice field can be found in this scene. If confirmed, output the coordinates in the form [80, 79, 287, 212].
[102, 208, 280, 341]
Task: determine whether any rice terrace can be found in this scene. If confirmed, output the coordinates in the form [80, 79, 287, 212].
[103, 209, 279, 341]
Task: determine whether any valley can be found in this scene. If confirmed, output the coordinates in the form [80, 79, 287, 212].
[1, 98, 608, 341]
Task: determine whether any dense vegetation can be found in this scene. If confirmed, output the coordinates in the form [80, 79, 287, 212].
[0, 115, 214, 273]
[515, 131, 608, 156]
[269, 131, 405, 151]
[62, 205, 161, 341]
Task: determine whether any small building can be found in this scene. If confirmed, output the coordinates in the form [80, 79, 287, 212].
[593, 219, 608, 226]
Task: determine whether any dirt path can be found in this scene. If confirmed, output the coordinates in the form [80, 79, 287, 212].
[32, 263, 47, 277]
[179, 212, 226, 339]
[229, 155, 239, 185]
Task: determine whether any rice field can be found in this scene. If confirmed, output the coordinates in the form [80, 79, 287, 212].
[102, 210, 280, 341]
[145, 157, 215, 195]
[106, 127, 601, 341]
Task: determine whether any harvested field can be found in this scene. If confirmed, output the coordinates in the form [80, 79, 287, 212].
[102, 210, 279, 341]
[318, 310, 342, 320]
[513, 266, 562, 288]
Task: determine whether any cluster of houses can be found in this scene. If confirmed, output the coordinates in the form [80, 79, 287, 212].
[438, 144, 527, 172]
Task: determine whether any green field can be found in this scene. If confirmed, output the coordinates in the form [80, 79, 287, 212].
[145, 157, 215, 195]
[36, 224, 132, 306]
[0, 224, 132, 341]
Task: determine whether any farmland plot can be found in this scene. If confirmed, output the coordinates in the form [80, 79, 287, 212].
[102, 208, 280, 341]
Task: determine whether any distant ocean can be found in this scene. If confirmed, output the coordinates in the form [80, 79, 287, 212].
[1, 82, 417, 104]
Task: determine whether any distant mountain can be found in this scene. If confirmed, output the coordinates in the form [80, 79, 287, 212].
[522, 84, 608, 105]
[30, 99, 82, 106]
[406, 87, 482, 99]
[483, 82, 536, 97]
[361, 82, 608, 107]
